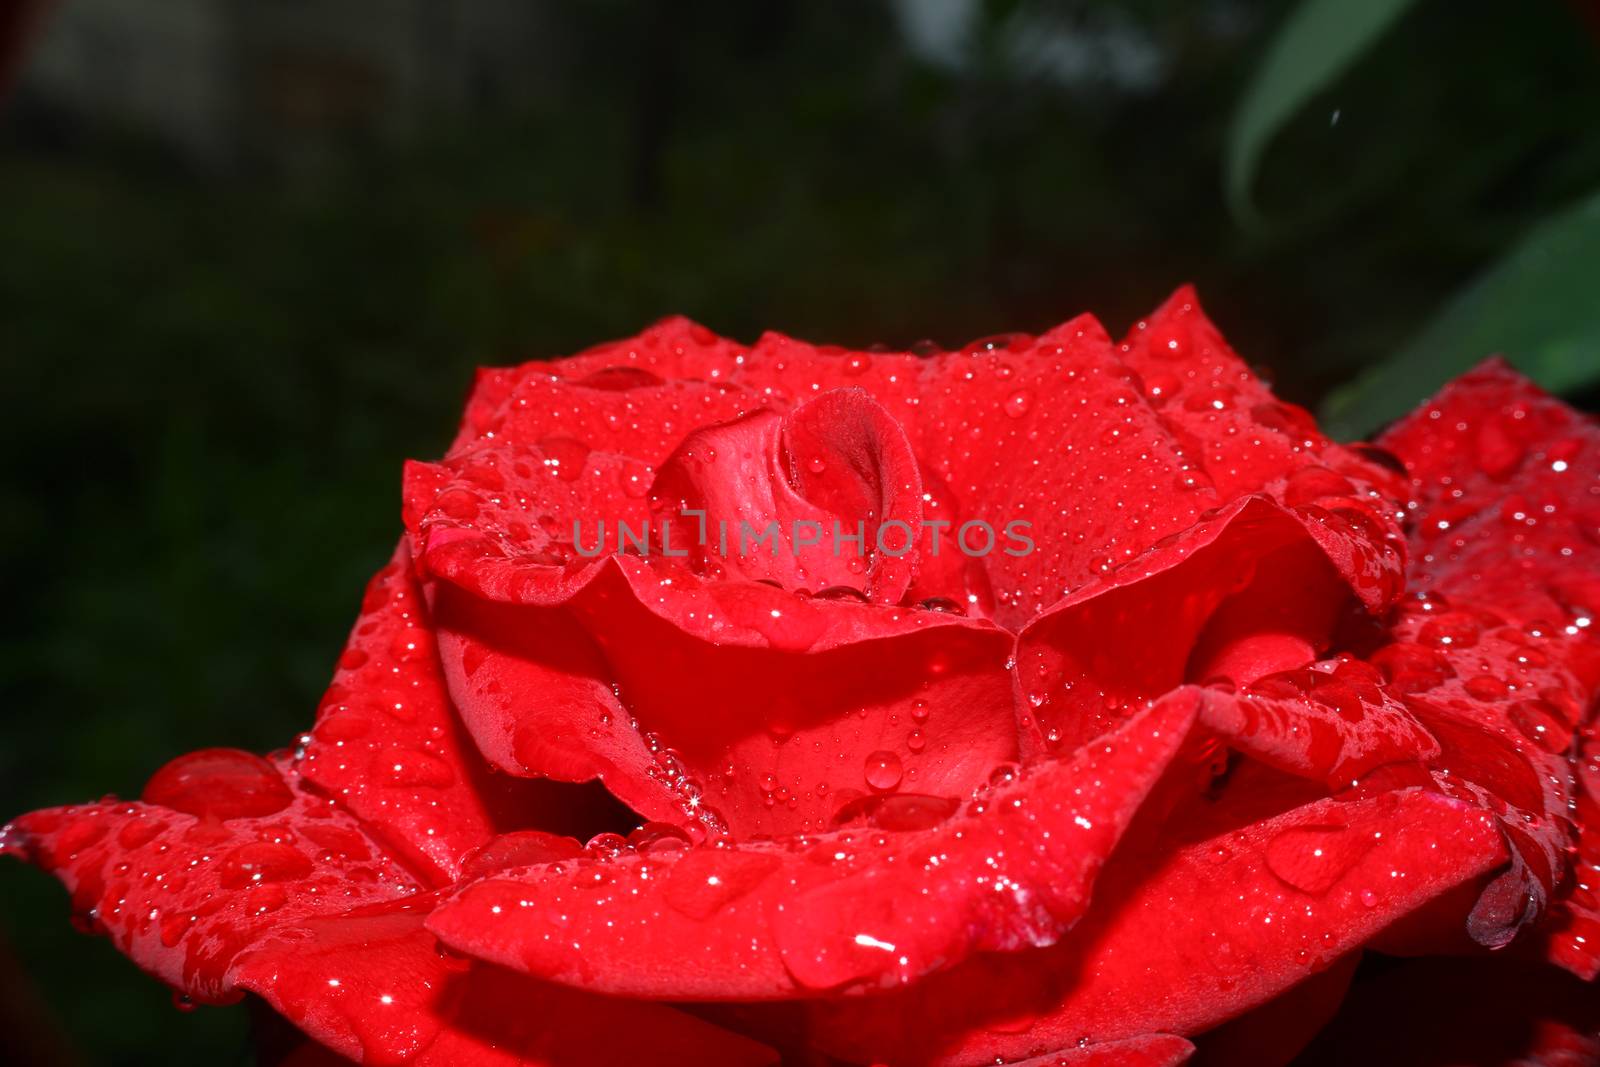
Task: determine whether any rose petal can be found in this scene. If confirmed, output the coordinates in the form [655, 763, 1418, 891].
[998, 1034, 1195, 1067]
[412, 375, 1021, 838]
[1017, 494, 1396, 757]
[425, 691, 1198, 998]
[1380, 362, 1600, 968]
[1379, 358, 1600, 630]
[1119, 287, 1411, 618]
[805, 786, 1506, 1066]
[543, 315, 749, 387]
[919, 314, 1221, 629]
[427, 554, 1018, 838]
[0, 758, 418, 1002]
[1190, 952, 1359, 1067]
[1119, 287, 1406, 509]
[231, 897, 777, 1067]
[648, 388, 924, 602]
[1199, 657, 1441, 785]
[1543, 723, 1600, 980]
[447, 318, 758, 464]
[298, 544, 500, 883]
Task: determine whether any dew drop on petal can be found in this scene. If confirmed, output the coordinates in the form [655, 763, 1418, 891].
[142, 749, 293, 821]
[863, 750, 903, 793]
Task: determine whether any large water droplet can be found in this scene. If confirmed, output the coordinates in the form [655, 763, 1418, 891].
[1263, 824, 1371, 895]
[863, 750, 903, 792]
[628, 822, 693, 854]
[374, 746, 456, 789]
[575, 366, 665, 391]
[538, 436, 591, 482]
[1003, 390, 1033, 418]
[1509, 700, 1570, 753]
[218, 841, 314, 889]
[662, 849, 780, 920]
[461, 830, 585, 879]
[142, 749, 294, 821]
[877, 792, 959, 834]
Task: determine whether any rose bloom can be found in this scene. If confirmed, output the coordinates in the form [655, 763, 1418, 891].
[5, 287, 1598, 1066]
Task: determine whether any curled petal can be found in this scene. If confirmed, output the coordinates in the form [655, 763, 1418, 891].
[1199, 657, 1441, 785]
[412, 430, 1019, 839]
[648, 388, 924, 602]
[1121, 287, 1407, 513]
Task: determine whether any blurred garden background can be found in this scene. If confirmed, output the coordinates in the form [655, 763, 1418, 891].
[2, 1, 1599, 1062]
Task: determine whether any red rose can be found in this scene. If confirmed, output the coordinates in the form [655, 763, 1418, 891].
[6, 287, 1597, 1065]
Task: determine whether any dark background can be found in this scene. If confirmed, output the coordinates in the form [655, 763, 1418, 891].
[2, 1, 1598, 1063]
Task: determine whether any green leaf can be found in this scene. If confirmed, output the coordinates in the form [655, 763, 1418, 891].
[1226, 0, 1419, 221]
[1321, 187, 1600, 439]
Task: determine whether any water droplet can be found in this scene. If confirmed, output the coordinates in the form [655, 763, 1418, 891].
[662, 850, 780, 920]
[585, 832, 630, 857]
[142, 750, 293, 821]
[1003, 390, 1033, 418]
[1509, 700, 1570, 754]
[461, 830, 585, 878]
[1263, 824, 1371, 894]
[620, 461, 655, 498]
[1419, 613, 1482, 649]
[218, 841, 314, 889]
[813, 585, 871, 604]
[1464, 675, 1511, 701]
[863, 750, 903, 792]
[834, 792, 959, 832]
[538, 436, 591, 482]
[988, 762, 1020, 787]
[575, 366, 664, 391]
[628, 822, 693, 854]
[374, 746, 456, 789]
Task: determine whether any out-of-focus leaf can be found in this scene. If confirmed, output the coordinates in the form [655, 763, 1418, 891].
[1226, 0, 1419, 220]
[1322, 187, 1600, 439]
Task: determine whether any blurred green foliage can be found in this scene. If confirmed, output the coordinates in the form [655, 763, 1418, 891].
[1326, 187, 1600, 435]
[0, 1, 1597, 1063]
[1225, 0, 1419, 221]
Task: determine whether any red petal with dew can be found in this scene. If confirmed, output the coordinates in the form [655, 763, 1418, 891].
[425, 691, 1198, 998]
[298, 544, 500, 883]
[1001, 1034, 1195, 1067]
[412, 439, 1019, 839]
[1017, 493, 1401, 758]
[805, 785, 1506, 1065]
[231, 897, 776, 1067]
[1379, 362, 1600, 970]
[1, 755, 418, 1002]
